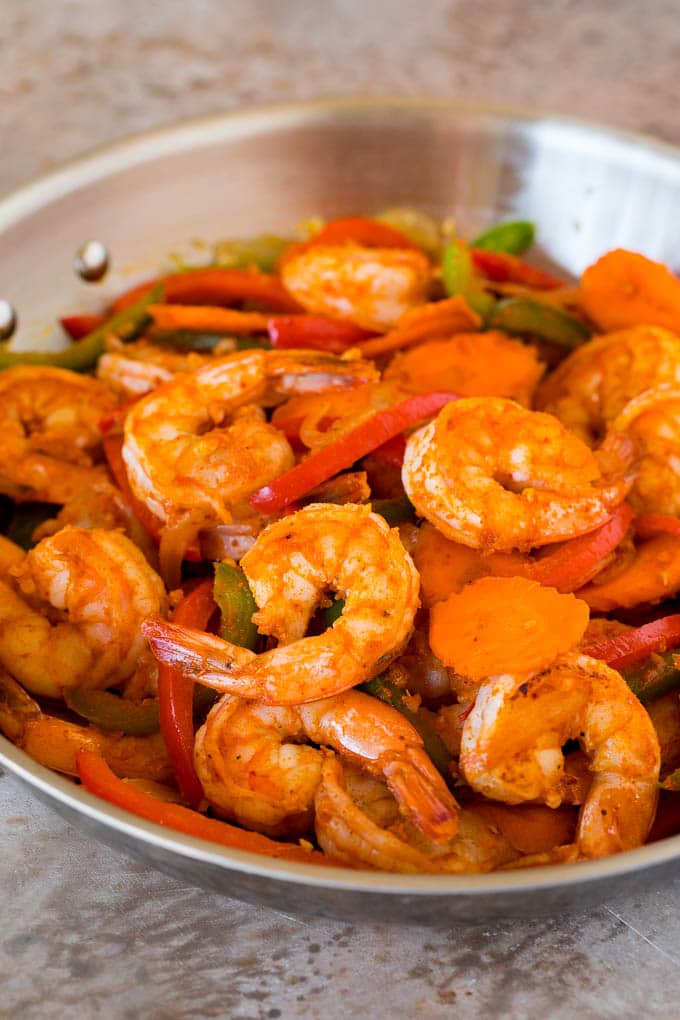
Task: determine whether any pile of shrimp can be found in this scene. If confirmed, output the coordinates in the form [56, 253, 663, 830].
[5, 209, 680, 874]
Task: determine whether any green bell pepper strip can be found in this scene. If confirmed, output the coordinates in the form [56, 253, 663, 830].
[361, 674, 452, 779]
[213, 235, 291, 273]
[623, 651, 680, 703]
[148, 330, 271, 353]
[471, 220, 535, 256]
[441, 242, 495, 320]
[370, 496, 416, 527]
[64, 689, 160, 736]
[488, 298, 590, 347]
[321, 597, 345, 629]
[4, 502, 59, 549]
[0, 284, 163, 372]
[213, 563, 259, 650]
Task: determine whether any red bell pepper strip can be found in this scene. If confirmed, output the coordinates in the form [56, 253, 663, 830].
[76, 750, 330, 865]
[60, 313, 106, 340]
[525, 504, 634, 590]
[584, 614, 680, 671]
[470, 249, 564, 290]
[268, 315, 375, 353]
[111, 267, 301, 314]
[308, 216, 418, 250]
[102, 433, 202, 562]
[648, 793, 680, 842]
[250, 391, 459, 514]
[102, 434, 165, 540]
[369, 433, 407, 469]
[635, 514, 680, 541]
[157, 579, 217, 806]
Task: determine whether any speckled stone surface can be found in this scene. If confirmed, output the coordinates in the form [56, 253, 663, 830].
[3, 2, 680, 1016]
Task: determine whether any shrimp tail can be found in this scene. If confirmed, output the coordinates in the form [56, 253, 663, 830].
[382, 748, 459, 844]
[142, 617, 255, 687]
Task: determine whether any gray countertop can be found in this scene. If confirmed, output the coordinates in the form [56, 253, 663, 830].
[3, 2, 680, 1016]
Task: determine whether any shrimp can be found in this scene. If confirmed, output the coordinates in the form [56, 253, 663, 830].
[459, 653, 660, 858]
[0, 365, 118, 503]
[97, 340, 216, 397]
[535, 326, 680, 445]
[122, 349, 378, 529]
[313, 756, 516, 873]
[0, 668, 171, 782]
[143, 502, 420, 704]
[279, 244, 432, 331]
[194, 688, 459, 843]
[0, 526, 167, 699]
[608, 386, 680, 515]
[383, 332, 544, 406]
[402, 397, 635, 553]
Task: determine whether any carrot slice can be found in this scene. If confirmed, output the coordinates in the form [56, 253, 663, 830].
[356, 296, 481, 359]
[429, 576, 590, 680]
[578, 531, 680, 611]
[147, 305, 270, 333]
[76, 751, 330, 865]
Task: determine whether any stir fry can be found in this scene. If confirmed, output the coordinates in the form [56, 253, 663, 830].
[4, 210, 680, 873]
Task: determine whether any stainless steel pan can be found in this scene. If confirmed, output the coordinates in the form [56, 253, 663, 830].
[2, 99, 679, 922]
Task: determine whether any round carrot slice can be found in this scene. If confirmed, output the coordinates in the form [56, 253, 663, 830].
[429, 575, 590, 680]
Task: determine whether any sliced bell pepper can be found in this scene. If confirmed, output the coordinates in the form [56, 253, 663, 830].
[470, 220, 535, 256]
[361, 675, 451, 779]
[60, 313, 106, 340]
[441, 241, 496, 320]
[584, 614, 680, 671]
[369, 433, 407, 469]
[102, 434, 165, 542]
[488, 297, 589, 347]
[321, 597, 345, 628]
[623, 651, 680, 703]
[268, 315, 374, 353]
[213, 563, 259, 649]
[250, 391, 459, 514]
[0, 285, 162, 372]
[213, 234, 291, 272]
[523, 504, 634, 591]
[65, 689, 160, 736]
[157, 579, 217, 806]
[370, 495, 416, 526]
[470, 249, 563, 290]
[76, 750, 330, 865]
[635, 514, 680, 541]
[112, 267, 300, 314]
[308, 216, 419, 250]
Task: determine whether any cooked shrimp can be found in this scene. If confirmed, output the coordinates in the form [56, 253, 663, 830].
[0, 668, 171, 781]
[314, 755, 515, 873]
[0, 365, 117, 503]
[279, 244, 432, 331]
[383, 331, 544, 406]
[459, 653, 660, 858]
[122, 349, 378, 529]
[402, 397, 635, 553]
[143, 503, 420, 703]
[0, 526, 167, 699]
[97, 340, 219, 397]
[608, 386, 680, 515]
[535, 326, 680, 445]
[194, 688, 458, 843]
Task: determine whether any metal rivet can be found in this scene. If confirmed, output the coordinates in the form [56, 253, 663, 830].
[0, 299, 17, 340]
[74, 240, 110, 282]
